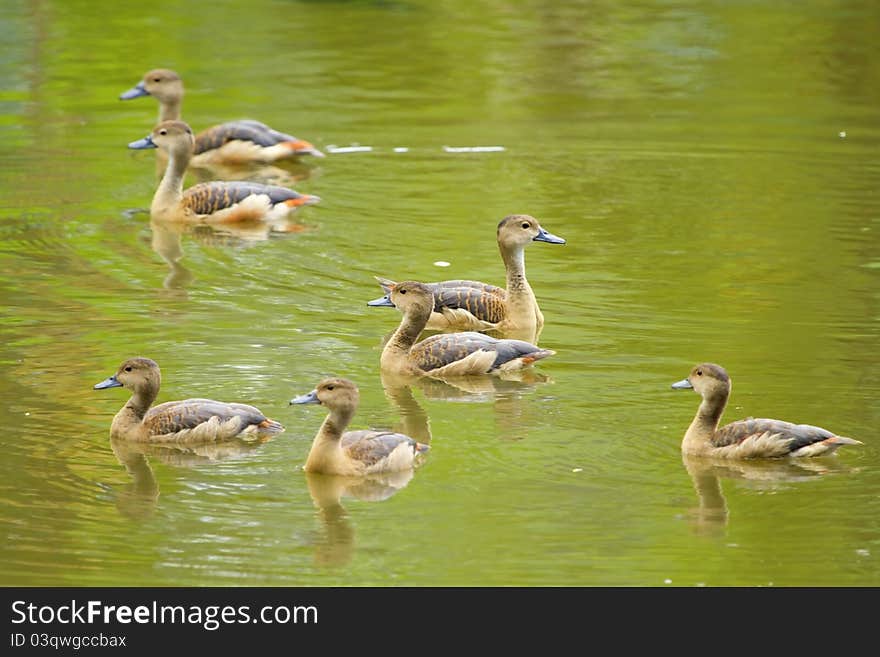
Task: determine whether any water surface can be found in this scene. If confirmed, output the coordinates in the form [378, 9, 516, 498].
[1, 0, 878, 586]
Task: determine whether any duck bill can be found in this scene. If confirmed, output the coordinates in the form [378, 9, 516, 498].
[367, 294, 395, 308]
[94, 375, 123, 390]
[119, 83, 149, 100]
[290, 390, 319, 405]
[671, 378, 693, 390]
[128, 135, 157, 150]
[533, 227, 566, 244]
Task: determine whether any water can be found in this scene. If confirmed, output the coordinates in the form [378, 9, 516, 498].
[1, 0, 878, 587]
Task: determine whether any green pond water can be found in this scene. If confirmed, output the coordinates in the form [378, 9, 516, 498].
[1, 0, 878, 586]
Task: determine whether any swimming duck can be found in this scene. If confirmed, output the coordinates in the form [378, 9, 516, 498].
[129, 120, 320, 223]
[290, 377, 429, 475]
[671, 363, 862, 458]
[120, 68, 324, 164]
[373, 215, 565, 335]
[94, 357, 285, 443]
[368, 281, 556, 377]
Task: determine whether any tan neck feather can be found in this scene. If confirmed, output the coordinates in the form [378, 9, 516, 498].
[304, 409, 357, 474]
[110, 388, 156, 439]
[158, 98, 182, 123]
[151, 149, 189, 215]
[384, 304, 430, 359]
[682, 394, 728, 453]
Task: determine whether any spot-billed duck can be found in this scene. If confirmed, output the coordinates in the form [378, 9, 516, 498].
[94, 357, 284, 443]
[373, 215, 565, 335]
[120, 68, 324, 164]
[290, 377, 429, 475]
[671, 363, 861, 458]
[368, 281, 555, 377]
[129, 120, 320, 222]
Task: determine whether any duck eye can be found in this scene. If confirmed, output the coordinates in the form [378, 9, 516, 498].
[696, 370, 703, 376]
[521, 222, 530, 229]
[326, 385, 334, 391]
[124, 366, 133, 372]
[400, 289, 407, 294]
[153, 78, 160, 83]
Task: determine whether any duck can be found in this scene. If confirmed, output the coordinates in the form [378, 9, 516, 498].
[290, 377, 429, 475]
[671, 363, 862, 458]
[372, 214, 565, 336]
[129, 120, 320, 223]
[368, 280, 556, 377]
[94, 357, 285, 443]
[120, 68, 324, 165]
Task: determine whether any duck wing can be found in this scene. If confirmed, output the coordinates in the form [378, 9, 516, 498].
[182, 181, 311, 214]
[432, 285, 507, 323]
[714, 418, 838, 452]
[194, 120, 297, 153]
[341, 430, 427, 468]
[143, 398, 269, 437]
[411, 332, 552, 374]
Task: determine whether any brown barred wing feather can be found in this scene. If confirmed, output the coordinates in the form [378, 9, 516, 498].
[182, 181, 310, 215]
[341, 430, 422, 468]
[433, 286, 507, 323]
[142, 398, 268, 437]
[194, 120, 297, 154]
[714, 418, 836, 453]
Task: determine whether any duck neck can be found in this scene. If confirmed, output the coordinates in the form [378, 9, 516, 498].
[305, 408, 356, 472]
[502, 244, 530, 295]
[683, 393, 727, 453]
[111, 387, 156, 438]
[158, 98, 182, 123]
[502, 243, 540, 329]
[152, 149, 189, 214]
[385, 306, 430, 357]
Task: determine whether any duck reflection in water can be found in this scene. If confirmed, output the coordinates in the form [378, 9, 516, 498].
[380, 368, 551, 442]
[107, 435, 273, 521]
[305, 469, 416, 567]
[290, 377, 429, 567]
[681, 453, 858, 537]
[146, 217, 312, 294]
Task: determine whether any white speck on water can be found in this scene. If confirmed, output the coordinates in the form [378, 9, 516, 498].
[393, 147, 409, 153]
[856, 548, 870, 557]
[433, 261, 451, 267]
[726, 543, 739, 548]
[696, 582, 706, 587]
[664, 579, 672, 584]
[326, 145, 373, 154]
[839, 131, 847, 138]
[572, 468, 583, 473]
[443, 145, 506, 153]
[25, 412, 30, 416]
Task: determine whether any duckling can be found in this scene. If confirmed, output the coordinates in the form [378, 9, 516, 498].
[671, 363, 862, 458]
[120, 68, 324, 164]
[94, 357, 284, 443]
[129, 120, 320, 223]
[290, 377, 429, 475]
[368, 281, 555, 377]
[372, 215, 565, 335]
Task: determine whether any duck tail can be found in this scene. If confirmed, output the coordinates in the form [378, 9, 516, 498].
[374, 276, 396, 293]
[258, 418, 286, 435]
[523, 348, 556, 364]
[829, 435, 862, 446]
[283, 194, 321, 208]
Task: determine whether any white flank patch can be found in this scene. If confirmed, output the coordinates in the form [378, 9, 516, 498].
[429, 349, 497, 377]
